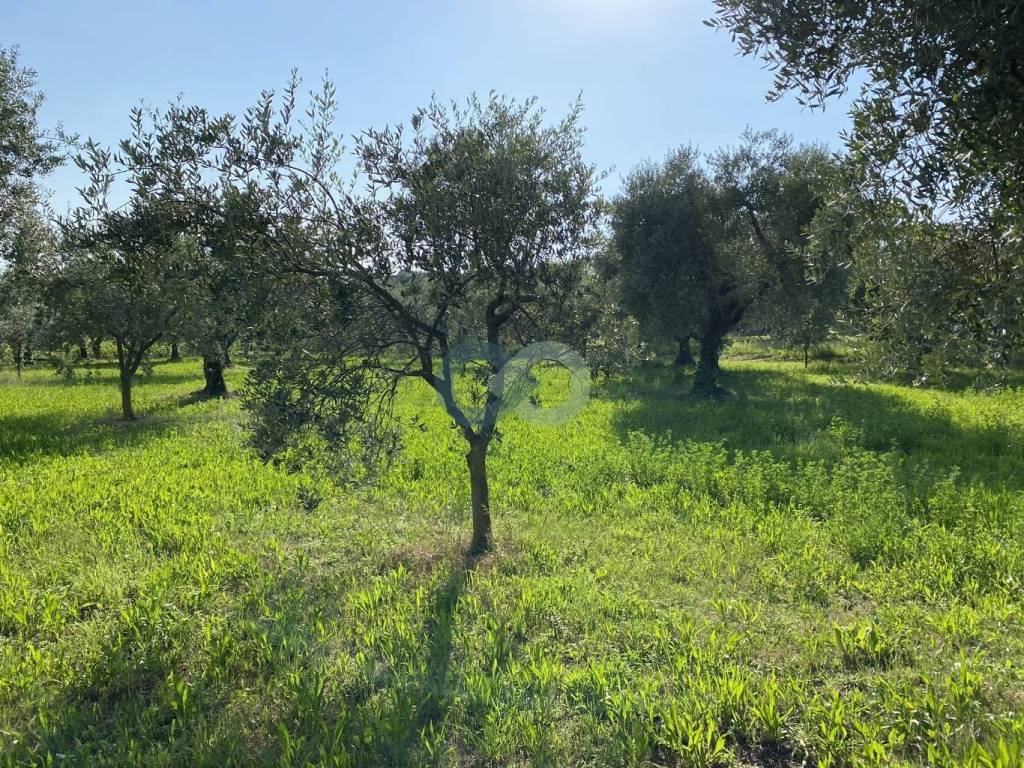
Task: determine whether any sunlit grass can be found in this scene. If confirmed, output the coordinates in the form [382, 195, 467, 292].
[1, 354, 1023, 766]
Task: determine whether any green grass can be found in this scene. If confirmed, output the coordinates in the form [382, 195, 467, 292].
[2, 356, 1023, 766]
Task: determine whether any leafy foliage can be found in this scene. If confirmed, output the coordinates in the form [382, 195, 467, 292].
[843, 195, 1024, 383]
[612, 132, 837, 395]
[709, 0, 1024, 217]
[0, 46, 60, 260]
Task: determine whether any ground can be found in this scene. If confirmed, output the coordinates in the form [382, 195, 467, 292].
[1, 352, 1023, 767]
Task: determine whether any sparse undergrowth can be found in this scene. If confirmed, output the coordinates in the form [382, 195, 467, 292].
[1, 357, 1023, 767]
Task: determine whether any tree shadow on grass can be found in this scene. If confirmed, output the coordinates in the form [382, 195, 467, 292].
[385, 559, 471, 765]
[5, 547, 476, 767]
[602, 363, 1024, 492]
[0, 409, 194, 466]
[0, 367, 229, 465]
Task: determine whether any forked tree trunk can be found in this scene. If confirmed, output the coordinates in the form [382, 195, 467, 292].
[202, 355, 228, 398]
[692, 332, 724, 397]
[466, 437, 493, 555]
[674, 336, 695, 366]
[120, 374, 136, 421]
[170, 343, 181, 361]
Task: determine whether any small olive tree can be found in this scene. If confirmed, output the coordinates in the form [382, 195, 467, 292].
[59, 106, 225, 419]
[236, 84, 601, 553]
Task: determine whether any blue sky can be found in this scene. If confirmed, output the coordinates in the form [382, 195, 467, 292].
[4, 0, 854, 212]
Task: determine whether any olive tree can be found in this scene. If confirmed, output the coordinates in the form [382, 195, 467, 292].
[612, 147, 723, 390]
[709, 0, 1024, 216]
[173, 188, 272, 398]
[0, 47, 61, 374]
[1, 47, 60, 252]
[711, 2, 1024, 379]
[58, 216, 197, 419]
[613, 132, 836, 396]
[0, 284, 37, 376]
[59, 106, 225, 418]
[236, 84, 601, 554]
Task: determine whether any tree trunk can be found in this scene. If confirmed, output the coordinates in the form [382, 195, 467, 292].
[13, 341, 22, 378]
[120, 374, 136, 421]
[91, 338, 102, 358]
[674, 336, 695, 366]
[692, 332, 724, 397]
[170, 343, 181, 362]
[202, 355, 228, 398]
[466, 437, 493, 555]
[78, 339, 88, 360]
[222, 340, 233, 368]
[803, 342, 810, 369]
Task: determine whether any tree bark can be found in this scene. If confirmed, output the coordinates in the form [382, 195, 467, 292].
[466, 437, 493, 555]
[90, 338, 102, 358]
[170, 343, 181, 362]
[13, 341, 22, 378]
[692, 332, 724, 397]
[120, 374, 136, 421]
[202, 355, 228, 398]
[78, 339, 89, 360]
[674, 336, 695, 366]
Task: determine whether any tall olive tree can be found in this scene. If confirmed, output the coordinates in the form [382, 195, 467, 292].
[711, 3, 1024, 379]
[173, 188, 272, 398]
[0, 278, 37, 376]
[1, 47, 61, 374]
[237, 84, 600, 554]
[613, 131, 836, 396]
[612, 147, 725, 392]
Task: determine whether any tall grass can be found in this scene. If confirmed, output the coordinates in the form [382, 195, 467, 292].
[1, 356, 1022, 766]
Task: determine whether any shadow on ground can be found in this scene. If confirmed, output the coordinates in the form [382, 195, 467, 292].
[11, 551, 474, 767]
[603, 363, 1023, 491]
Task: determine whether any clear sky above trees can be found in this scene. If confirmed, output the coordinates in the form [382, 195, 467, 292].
[2, 0, 854, 212]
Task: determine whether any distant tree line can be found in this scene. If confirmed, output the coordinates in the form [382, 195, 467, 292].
[1, 0, 1021, 551]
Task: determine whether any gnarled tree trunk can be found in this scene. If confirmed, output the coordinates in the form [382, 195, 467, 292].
[692, 332, 724, 397]
[674, 336, 695, 366]
[202, 355, 228, 398]
[170, 342, 181, 361]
